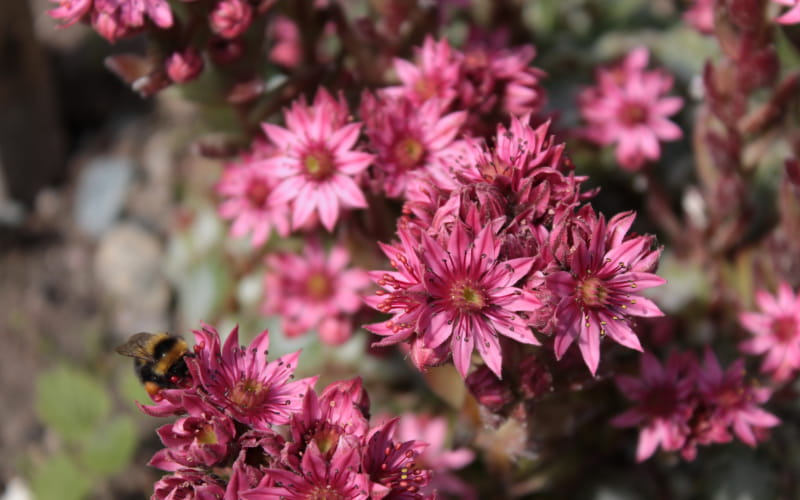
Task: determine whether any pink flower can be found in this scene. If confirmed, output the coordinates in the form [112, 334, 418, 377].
[165, 48, 204, 83]
[697, 349, 780, 447]
[368, 223, 541, 379]
[210, 0, 253, 39]
[684, 0, 714, 34]
[217, 148, 290, 248]
[282, 380, 370, 472]
[612, 352, 696, 462]
[242, 442, 370, 500]
[579, 47, 683, 171]
[363, 418, 431, 498]
[269, 15, 301, 68]
[262, 89, 374, 231]
[90, 0, 174, 41]
[774, 0, 800, 24]
[384, 36, 462, 105]
[739, 282, 800, 382]
[396, 414, 476, 499]
[48, 0, 92, 27]
[460, 35, 546, 119]
[262, 237, 370, 345]
[546, 211, 666, 375]
[188, 325, 317, 430]
[148, 394, 236, 470]
[153, 469, 226, 500]
[361, 93, 467, 198]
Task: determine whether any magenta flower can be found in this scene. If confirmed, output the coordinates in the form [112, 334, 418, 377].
[396, 414, 476, 499]
[546, 211, 666, 374]
[217, 150, 290, 248]
[684, 0, 714, 34]
[210, 0, 253, 39]
[384, 36, 462, 105]
[368, 223, 541, 379]
[697, 349, 780, 447]
[739, 282, 800, 382]
[774, 0, 800, 24]
[363, 418, 430, 499]
[153, 469, 226, 500]
[243, 441, 369, 500]
[165, 48, 204, 84]
[361, 93, 467, 198]
[188, 325, 317, 430]
[579, 47, 683, 171]
[148, 394, 236, 471]
[90, 0, 174, 41]
[612, 352, 695, 462]
[48, 0, 92, 27]
[262, 89, 374, 231]
[262, 237, 370, 345]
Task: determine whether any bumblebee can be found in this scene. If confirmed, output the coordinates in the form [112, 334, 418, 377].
[115, 332, 191, 398]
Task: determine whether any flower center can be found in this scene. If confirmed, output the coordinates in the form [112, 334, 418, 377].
[413, 77, 438, 100]
[307, 271, 333, 301]
[578, 276, 608, 308]
[771, 316, 797, 343]
[197, 424, 219, 445]
[308, 486, 345, 500]
[229, 378, 270, 409]
[393, 136, 426, 171]
[619, 102, 648, 126]
[450, 281, 487, 312]
[245, 179, 270, 208]
[303, 148, 335, 180]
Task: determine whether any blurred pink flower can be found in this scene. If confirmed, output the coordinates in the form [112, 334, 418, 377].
[48, 0, 92, 27]
[165, 48, 204, 83]
[739, 282, 800, 382]
[580, 47, 683, 171]
[396, 414, 476, 499]
[774, 0, 800, 24]
[368, 223, 541, 379]
[269, 15, 301, 67]
[262, 237, 370, 345]
[90, 0, 174, 41]
[683, 0, 714, 34]
[216, 150, 290, 248]
[188, 325, 317, 430]
[697, 349, 780, 447]
[361, 93, 467, 198]
[546, 211, 665, 374]
[263, 89, 374, 231]
[210, 0, 253, 39]
[612, 352, 695, 462]
[384, 36, 462, 105]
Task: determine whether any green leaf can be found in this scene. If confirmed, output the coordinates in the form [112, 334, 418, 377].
[80, 417, 138, 477]
[31, 453, 92, 500]
[35, 365, 111, 443]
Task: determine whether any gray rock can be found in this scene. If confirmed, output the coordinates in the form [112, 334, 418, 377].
[73, 157, 134, 237]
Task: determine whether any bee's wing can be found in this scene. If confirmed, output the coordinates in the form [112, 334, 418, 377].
[115, 332, 156, 361]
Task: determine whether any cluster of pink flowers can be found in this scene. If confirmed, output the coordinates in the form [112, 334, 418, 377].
[49, 0, 262, 42]
[366, 111, 666, 380]
[142, 324, 439, 500]
[49, 0, 275, 93]
[579, 47, 684, 171]
[613, 349, 780, 462]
